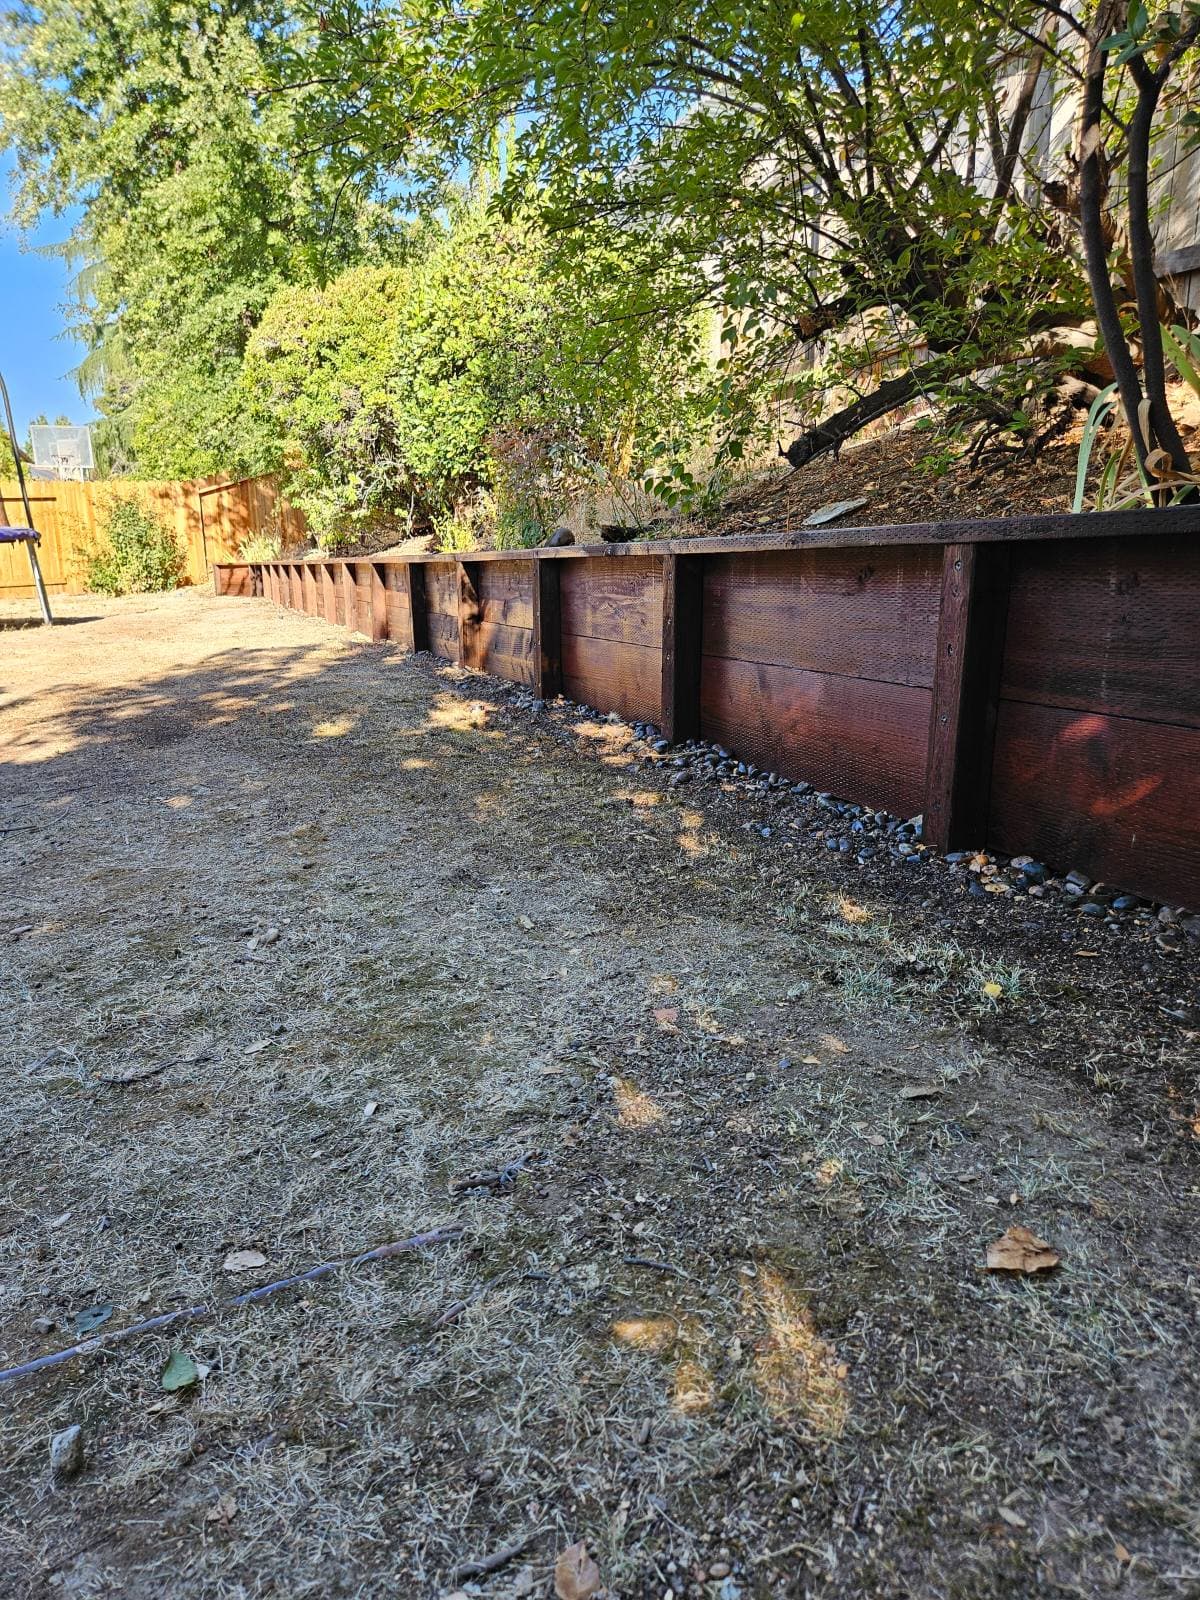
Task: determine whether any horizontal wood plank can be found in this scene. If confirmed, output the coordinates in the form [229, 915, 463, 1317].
[704, 546, 940, 686]
[1001, 535, 1200, 728]
[424, 563, 460, 615]
[560, 557, 663, 645]
[477, 622, 537, 686]
[427, 610, 461, 661]
[700, 655, 931, 819]
[562, 634, 663, 723]
[477, 560, 535, 629]
[988, 699, 1200, 908]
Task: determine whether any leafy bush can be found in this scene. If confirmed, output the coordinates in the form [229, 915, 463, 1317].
[241, 192, 710, 548]
[85, 496, 186, 595]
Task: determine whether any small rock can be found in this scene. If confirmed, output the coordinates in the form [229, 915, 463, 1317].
[1065, 868, 1091, 889]
[530, 699, 545, 713]
[708, 1562, 732, 1579]
[50, 1425, 84, 1480]
[1079, 902, 1106, 917]
[546, 525, 574, 547]
[31, 1316, 55, 1335]
[1158, 904, 1179, 925]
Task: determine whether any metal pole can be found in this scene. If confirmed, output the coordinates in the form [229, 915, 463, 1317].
[0, 367, 53, 623]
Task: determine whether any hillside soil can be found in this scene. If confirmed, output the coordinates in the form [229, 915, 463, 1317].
[1, 589, 1198, 1600]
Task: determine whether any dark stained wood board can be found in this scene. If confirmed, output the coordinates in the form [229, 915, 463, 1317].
[384, 564, 412, 643]
[700, 655, 932, 819]
[562, 635, 663, 724]
[476, 561, 535, 629]
[703, 546, 941, 687]
[988, 699, 1200, 908]
[477, 620, 537, 685]
[560, 557, 663, 646]
[1000, 534, 1200, 729]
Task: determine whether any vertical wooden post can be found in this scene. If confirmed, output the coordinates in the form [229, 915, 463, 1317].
[320, 562, 338, 626]
[370, 563, 388, 641]
[458, 561, 481, 668]
[341, 562, 359, 633]
[354, 562, 374, 637]
[302, 563, 317, 616]
[269, 564, 280, 606]
[532, 557, 562, 699]
[659, 553, 704, 744]
[405, 562, 429, 653]
[923, 542, 1010, 850]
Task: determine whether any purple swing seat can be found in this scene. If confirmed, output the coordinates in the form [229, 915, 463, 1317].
[0, 526, 36, 543]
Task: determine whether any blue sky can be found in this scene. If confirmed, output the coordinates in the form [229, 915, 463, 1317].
[0, 155, 92, 438]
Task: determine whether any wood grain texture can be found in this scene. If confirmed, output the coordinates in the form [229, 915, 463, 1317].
[703, 546, 940, 686]
[661, 554, 704, 743]
[354, 564, 374, 638]
[424, 563, 460, 616]
[1000, 535, 1200, 728]
[428, 611, 461, 662]
[477, 561, 534, 629]
[321, 564, 338, 626]
[988, 699, 1200, 908]
[302, 564, 318, 617]
[560, 557, 663, 645]
[701, 655, 932, 818]
[562, 635, 663, 723]
[341, 563, 359, 634]
[924, 544, 1011, 850]
[384, 564, 411, 642]
[533, 561, 562, 699]
[477, 621, 537, 685]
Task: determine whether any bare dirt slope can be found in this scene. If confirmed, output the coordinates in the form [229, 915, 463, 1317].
[1, 590, 1198, 1600]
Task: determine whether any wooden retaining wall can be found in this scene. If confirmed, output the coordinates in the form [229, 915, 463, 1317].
[215, 507, 1200, 910]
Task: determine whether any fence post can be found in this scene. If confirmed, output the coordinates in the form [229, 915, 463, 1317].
[659, 553, 704, 744]
[405, 563, 430, 653]
[924, 542, 1010, 850]
[458, 561, 481, 668]
[532, 558, 562, 699]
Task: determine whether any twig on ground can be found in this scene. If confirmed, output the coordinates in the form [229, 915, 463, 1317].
[449, 1531, 542, 1582]
[622, 1256, 690, 1279]
[0, 1224, 465, 1384]
[450, 1152, 538, 1193]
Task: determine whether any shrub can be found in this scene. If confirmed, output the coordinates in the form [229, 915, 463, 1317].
[85, 496, 186, 595]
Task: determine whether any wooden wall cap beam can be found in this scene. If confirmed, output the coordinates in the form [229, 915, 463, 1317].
[227, 505, 1200, 577]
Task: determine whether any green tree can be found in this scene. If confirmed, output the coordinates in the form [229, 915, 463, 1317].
[0, 0, 398, 478]
[278, 0, 1097, 473]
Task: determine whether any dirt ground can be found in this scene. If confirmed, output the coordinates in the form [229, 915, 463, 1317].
[1, 589, 1198, 1600]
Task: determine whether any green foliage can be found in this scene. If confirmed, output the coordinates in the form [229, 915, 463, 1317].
[277, 0, 1090, 469]
[0, 0, 399, 478]
[84, 496, 186, 595]
[242, 193, 708, 545]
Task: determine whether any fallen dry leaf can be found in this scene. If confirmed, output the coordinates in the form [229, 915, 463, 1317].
[554, 1542, 603, 1600]
[205, 1493, 238, 1529]
[982, 981, 1003, 999]
[517, 914, 535, 931]
[222, 1248, 267, 1274]
[653, 1007, 679, 1032]
[985, 1225, 1061, 1275]
[899, 1083, 941, 1100]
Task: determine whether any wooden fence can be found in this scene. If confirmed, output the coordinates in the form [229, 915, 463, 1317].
[0, 474, 303, 599]
[215, 507, 1200, 909]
